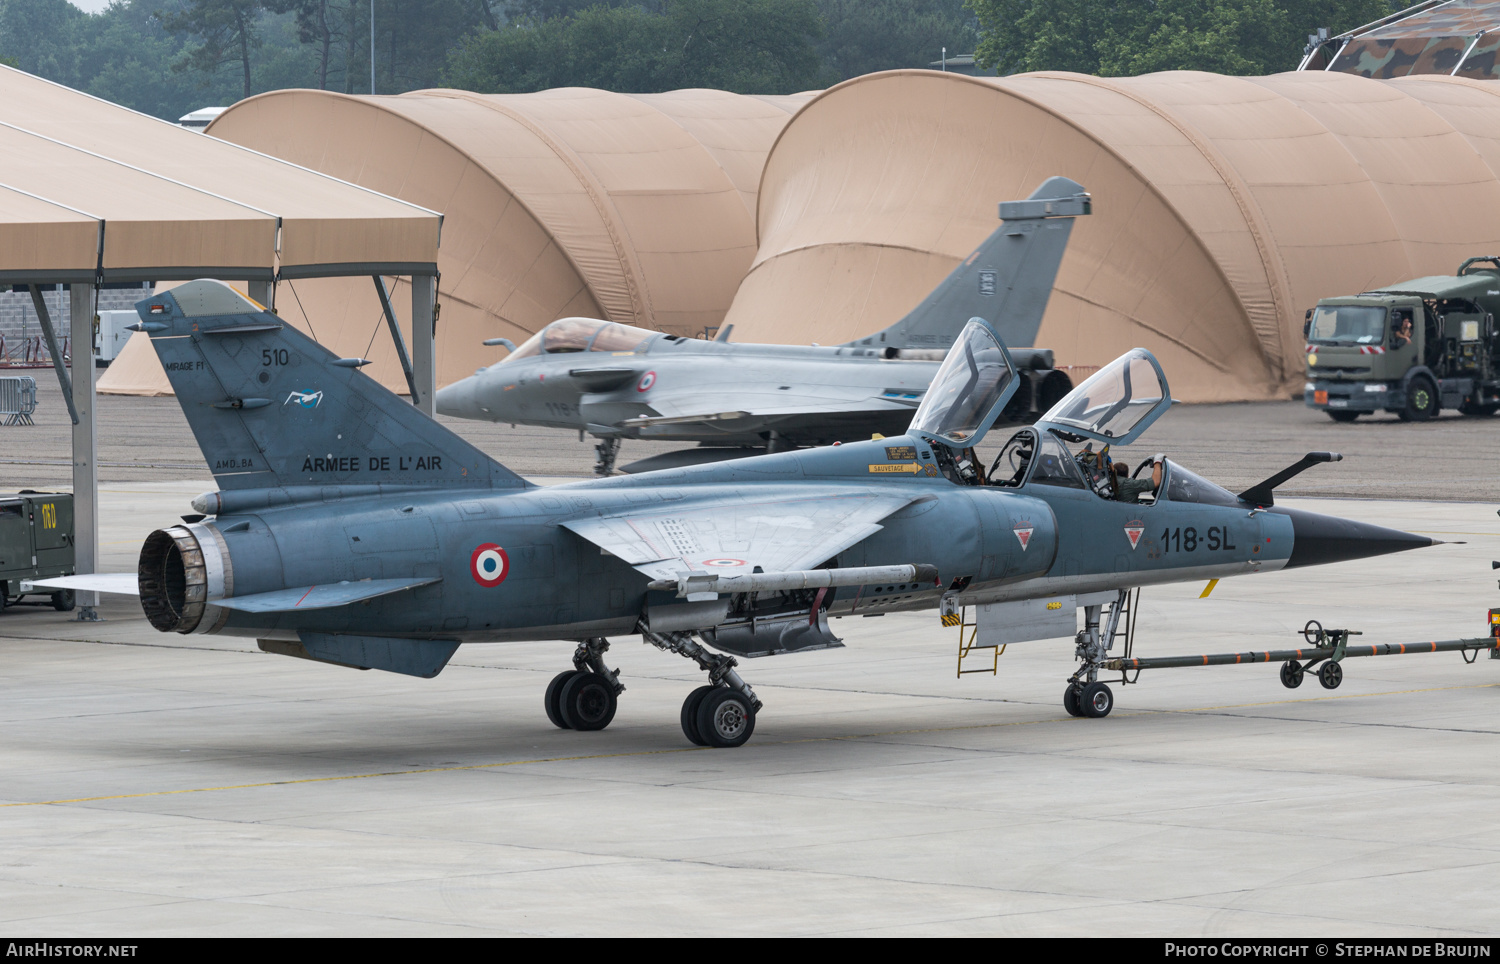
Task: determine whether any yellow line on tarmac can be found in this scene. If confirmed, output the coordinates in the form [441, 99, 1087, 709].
[2, 681, 1496, 810]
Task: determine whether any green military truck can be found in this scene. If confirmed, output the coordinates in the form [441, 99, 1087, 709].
[0, 491, 76, 613]
[1304, 257, 1500, 422]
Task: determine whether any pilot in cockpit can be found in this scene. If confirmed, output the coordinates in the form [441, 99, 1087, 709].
[1113, 460, 1160, 503]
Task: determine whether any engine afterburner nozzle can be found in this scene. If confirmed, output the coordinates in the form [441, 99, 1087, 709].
[1275, 507, 1434, 569]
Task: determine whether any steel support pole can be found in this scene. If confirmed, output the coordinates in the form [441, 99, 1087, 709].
[410, 273, 436, 417]
[373, 276, 418, 401]
[70, 283, 100, 619]
[28, 286, 78, 426]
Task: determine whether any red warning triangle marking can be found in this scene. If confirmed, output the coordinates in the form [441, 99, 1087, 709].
[1013, 525, 1033, 550]
[1124, 524, 1144, 550]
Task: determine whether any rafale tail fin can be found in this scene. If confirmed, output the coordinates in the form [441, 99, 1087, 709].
[136, 281, 528, 494]
[850, 176, 1090, 353]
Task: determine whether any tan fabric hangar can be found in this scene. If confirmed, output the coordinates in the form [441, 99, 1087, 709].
[99, 87, 810, 397]
[727, 68, 1500, 402]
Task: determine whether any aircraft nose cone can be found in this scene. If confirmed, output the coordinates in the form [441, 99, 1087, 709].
[1274, 507, 1434, 569]
[435, 377, 475, 418]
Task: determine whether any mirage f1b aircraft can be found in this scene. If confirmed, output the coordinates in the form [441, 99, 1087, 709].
[436, 177, 1086, 476]
[38, 280, 1435, 749]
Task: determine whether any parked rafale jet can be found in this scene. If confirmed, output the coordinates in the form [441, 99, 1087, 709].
[436, 177, 1086, 475]
[37, 277, 1435, 748]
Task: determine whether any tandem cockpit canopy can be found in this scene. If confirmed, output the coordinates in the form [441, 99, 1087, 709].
[500, 317, 657, 363]
[984, 344, 1195, 504]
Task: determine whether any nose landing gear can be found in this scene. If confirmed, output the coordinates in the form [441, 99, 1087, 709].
[1063, 589, 1131, 718]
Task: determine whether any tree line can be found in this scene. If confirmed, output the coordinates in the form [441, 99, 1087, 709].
[0, 1, 1394, 123]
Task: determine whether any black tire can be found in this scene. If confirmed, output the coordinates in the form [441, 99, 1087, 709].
[559, 671, 618, 731]
[1319, 661, 1343, 690]
[1062, 684, 1083, 717]
[695, 687, 756, 748]
[1080, 681, 1113, 718]
[544, 670, 583, 729]
[680, 685, 716, 746]
[1460, 400, 1499, 416]
[1327, 411, 1360, 423]
[1399, 377, 1438, 422]
[1279, 660, 1304, 689]
[51, 589, 75, 612]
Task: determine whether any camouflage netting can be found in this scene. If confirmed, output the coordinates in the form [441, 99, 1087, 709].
[1307, 0, 1500, 79]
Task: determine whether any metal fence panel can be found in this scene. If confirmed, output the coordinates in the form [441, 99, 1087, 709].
[0, 375, 37, 426]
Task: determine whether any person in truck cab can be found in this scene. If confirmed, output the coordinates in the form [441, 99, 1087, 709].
[1393, 310, 1414, 349]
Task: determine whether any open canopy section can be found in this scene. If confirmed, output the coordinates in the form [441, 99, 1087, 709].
[908, 318, 1019, 450]
[1036, 348, 1171, 446]
[0, 65, 440, 282]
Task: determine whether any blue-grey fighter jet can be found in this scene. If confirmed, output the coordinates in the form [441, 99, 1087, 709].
[36, 278, 1436, 748]
[435, 178, 1086, 475]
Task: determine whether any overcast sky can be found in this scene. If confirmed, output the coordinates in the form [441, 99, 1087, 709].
[69, 1, 113, 13]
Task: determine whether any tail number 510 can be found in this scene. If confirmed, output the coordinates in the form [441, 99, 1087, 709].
[1159, 526, 1236, 552]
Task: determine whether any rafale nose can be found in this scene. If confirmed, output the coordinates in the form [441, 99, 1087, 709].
[1274, 507, 1434, 569]
[435, 377, 474, 418]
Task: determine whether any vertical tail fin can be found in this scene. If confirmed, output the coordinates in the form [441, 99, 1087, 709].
[848, 176, 1090, 352]
[137, 280, 528, 493]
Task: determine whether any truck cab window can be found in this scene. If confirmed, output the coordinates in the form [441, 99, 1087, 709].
[1308, 305, 1386, 344]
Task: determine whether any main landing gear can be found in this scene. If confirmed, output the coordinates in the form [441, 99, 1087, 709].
[593, 437, 621, 477]
[1062, 589, 1131, 718]
[545, 638, 625, 731]
[543, 629, 763, 747]
[639, 621, 762, 748]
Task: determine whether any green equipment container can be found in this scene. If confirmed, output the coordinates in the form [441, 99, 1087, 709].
[0, 490, 76, 613]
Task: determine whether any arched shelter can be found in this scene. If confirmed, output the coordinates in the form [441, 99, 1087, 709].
[141, 86, 809, 395]
[726, 68, 1500, 401]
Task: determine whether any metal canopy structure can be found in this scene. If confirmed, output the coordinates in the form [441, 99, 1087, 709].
[0, 65, 444, 617]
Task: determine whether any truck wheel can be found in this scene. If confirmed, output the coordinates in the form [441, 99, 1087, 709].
[1399, 377, 1438, 422]
[1327, 411, 1360, 423]
[51, 589, 75, 612]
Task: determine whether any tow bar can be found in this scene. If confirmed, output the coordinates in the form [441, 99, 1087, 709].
[1105, 619, 1497, 691]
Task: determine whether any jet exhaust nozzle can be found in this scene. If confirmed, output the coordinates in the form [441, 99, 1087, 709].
[138, 524, 232, 633]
